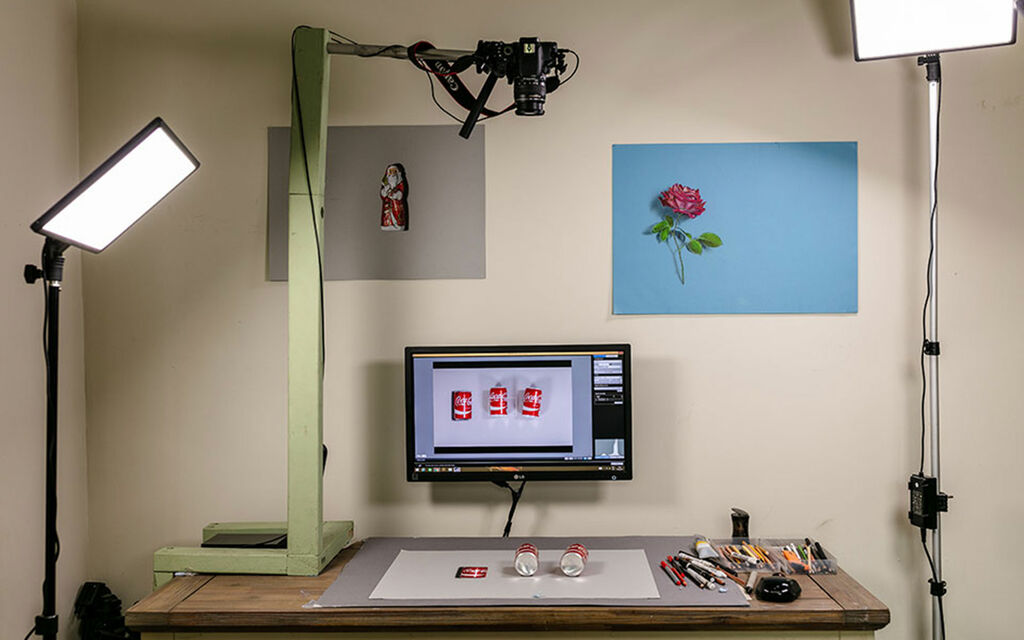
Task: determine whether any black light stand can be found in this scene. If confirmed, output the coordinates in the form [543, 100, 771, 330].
[20, 116, 198, 640]
[23, 238, 70, 640]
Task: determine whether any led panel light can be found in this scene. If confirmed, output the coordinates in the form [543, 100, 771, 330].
[851, 0, 1018, 61]
[31, 118, 199, 252]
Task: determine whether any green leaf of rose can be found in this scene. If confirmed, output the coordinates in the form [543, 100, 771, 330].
[686, 239, 703, 254]
[652, 221, 668, 234]
[659, 228, 670, 242]
[698, 232, 723, 247]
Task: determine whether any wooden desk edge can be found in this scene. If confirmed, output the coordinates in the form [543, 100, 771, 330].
[127, 595, 889, 633]
[129, 607, 885, 633]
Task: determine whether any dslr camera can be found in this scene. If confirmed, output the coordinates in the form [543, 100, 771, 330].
[473, 37, 568, 116]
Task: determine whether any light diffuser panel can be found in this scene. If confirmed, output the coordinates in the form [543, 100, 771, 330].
[851, 0, 1018, 61]
[32, 118, 199, 252]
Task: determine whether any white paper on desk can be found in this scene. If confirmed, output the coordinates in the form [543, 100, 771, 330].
[368, 549, 660, 600]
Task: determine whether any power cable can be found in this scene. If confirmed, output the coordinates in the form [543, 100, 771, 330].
[493, 480, 526, 537]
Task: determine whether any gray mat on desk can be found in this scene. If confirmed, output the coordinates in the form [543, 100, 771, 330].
[311, 536, 749, 608]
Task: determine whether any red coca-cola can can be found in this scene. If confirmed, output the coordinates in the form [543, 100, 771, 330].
[489, 386, 508, 416]
[522, 387, 542, 417]
[452, 390, 472, 420]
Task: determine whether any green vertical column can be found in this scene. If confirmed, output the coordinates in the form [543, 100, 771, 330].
[287, 26, 330, 575]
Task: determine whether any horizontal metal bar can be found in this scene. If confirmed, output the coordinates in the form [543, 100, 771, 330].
[326, 42, 473, 61]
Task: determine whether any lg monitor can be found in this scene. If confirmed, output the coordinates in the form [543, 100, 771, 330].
[405, 344, 632, 482]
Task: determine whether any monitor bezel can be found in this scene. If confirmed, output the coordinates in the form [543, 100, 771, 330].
[405, 343, 632, 483]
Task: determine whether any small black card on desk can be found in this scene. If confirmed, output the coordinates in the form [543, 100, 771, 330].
[201, 533, 287, 549]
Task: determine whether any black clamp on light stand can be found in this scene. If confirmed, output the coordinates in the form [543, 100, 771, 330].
[25, 237, 68, 285]
[917, 53, 941, 83]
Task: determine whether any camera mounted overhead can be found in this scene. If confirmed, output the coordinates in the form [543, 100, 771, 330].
[326, 33, 577, 140]
[456, 38, 569, 138]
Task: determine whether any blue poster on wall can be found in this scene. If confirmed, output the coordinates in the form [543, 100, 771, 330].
[612, 142, 858, 315]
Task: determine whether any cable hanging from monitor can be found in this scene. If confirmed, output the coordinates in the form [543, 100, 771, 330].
[493, 480, 526, 537]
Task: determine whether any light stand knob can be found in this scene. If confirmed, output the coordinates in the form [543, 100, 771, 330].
[24, 264, 44, 284]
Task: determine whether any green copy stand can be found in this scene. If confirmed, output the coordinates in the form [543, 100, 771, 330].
[153, 28, 352, 588]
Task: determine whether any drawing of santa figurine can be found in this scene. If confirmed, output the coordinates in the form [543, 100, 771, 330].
[380, 163, 408, 231]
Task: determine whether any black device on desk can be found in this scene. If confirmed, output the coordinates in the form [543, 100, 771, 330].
[755, 576, 802, 603]
[405, 344, 632, 482]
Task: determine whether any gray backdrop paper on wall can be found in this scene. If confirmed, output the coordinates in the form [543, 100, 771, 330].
[267, 125, 485, 280]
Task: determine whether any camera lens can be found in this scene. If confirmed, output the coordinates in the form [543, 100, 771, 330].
[513, 76, 546, 116]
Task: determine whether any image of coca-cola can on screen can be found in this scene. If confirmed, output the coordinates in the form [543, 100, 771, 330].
[489, 386, 508, 416]
[522, 386, 542, 417]
[452, 390, 472, 420]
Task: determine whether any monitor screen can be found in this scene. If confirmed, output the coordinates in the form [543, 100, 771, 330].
[405, 344, 632, 482]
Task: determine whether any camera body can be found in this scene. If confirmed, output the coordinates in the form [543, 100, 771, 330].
[474, 37, 566, 116]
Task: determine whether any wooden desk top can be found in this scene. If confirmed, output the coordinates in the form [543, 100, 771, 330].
[127, 542, 889, 633]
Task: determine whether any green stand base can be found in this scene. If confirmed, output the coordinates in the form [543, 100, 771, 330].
[153, 520, 353, 589]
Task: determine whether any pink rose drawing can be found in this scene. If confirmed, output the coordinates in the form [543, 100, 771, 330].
[658, 184, 706, 219]
[650, 184, 722, 285]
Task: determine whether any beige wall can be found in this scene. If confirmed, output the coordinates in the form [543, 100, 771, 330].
[0, 1, 87, 639]
[76, 1, 1024, 638]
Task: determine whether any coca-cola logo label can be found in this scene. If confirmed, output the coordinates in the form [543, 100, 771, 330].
[566, 543, 588, 560]
[455, 566, 488, 579]
[454, 394, 470, 409]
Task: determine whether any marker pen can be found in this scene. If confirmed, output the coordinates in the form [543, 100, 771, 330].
[682, 563, 711, 589]
[660, 561, 681, 586]
[666, 557, 688, 587]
